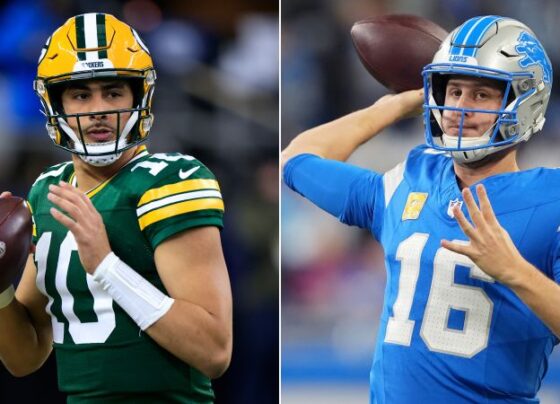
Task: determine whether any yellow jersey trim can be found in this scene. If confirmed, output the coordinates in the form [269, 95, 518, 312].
[138, 179, 220, 207]
[75, 145, 150, 198]
[138, 198, 224, 230]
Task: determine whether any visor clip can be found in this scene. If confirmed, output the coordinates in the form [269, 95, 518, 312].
[519, 79, 535, 92]
[506, 124, 518, 138]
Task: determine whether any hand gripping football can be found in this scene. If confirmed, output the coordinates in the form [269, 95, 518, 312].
[351, 14, 448, 93]
[0, 196, 32, 290]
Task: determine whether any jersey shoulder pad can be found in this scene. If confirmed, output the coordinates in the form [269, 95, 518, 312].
[516, 167, 560, 205]
[129, 153, 224, 243]
[28, 161, 73, 206]
[127, 152, 216, 187]
[403, 144, 450, 187]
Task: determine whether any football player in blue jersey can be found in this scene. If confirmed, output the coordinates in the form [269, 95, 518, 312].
[283, 15, 560, 403]
[0, 13, 232, 403]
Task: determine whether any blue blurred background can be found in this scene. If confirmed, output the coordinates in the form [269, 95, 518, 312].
[281, 0, 560, 403]
[0, 0, 278, 403]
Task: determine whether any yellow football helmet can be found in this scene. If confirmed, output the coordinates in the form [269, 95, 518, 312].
[34, 13, 156, 166]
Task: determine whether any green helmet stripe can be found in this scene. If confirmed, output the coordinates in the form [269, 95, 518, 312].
[75, 14, 86, 61]
[96, 13, 108, 59]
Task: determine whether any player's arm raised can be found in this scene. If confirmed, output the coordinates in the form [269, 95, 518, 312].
[0, 255, 53, 376]
[281, 89, 423, 165]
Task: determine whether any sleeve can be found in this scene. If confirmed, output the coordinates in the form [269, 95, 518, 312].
[137, 163, 224, 249]
[549, 232, 560, 283]
[283, 153, 383, 230]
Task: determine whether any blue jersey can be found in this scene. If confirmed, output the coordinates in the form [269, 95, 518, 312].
[284, 145, 560, 403]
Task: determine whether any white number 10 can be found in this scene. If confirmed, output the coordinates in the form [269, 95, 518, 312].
[35, 231, 116, 344]
[384, 232, 495, 358]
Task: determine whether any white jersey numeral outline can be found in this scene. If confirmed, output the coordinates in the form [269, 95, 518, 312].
[384, 232, 495, 358]
[35, 231, 116, 344]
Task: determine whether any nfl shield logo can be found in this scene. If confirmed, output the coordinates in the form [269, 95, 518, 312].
[447, 198, 463, 218]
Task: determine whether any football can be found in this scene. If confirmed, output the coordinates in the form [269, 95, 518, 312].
[0, 197, 33, 287]
[351, 14, 448, 93]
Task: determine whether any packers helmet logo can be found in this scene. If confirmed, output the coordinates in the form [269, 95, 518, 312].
[38, 35, 51, 64]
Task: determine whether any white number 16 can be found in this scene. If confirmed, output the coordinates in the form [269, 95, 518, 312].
[384, 232, 495, 358]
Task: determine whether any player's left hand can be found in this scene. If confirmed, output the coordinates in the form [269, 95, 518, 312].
[47, 181, 112, 274]
[441, 184, 527, 286]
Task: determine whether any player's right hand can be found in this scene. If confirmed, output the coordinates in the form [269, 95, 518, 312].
[374, 88, 424, 121]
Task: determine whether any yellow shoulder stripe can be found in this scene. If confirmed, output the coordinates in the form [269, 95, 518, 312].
[138, 198, 224, 230]
[138, 179, 220, 207]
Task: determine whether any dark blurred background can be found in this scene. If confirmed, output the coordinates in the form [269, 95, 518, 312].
[0, 0, 278, 403]
[282, 1, 560, 403]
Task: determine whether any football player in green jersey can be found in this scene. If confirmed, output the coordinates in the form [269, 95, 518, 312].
[0, 13, 232, 403]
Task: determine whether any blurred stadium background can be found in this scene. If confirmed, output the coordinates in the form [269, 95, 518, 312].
[0, 0, 278, 403]
[282, 0, 560, 403]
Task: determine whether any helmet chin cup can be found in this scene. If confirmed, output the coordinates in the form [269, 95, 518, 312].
[80, 152, 123, 167]
[442, 133, 493, 163]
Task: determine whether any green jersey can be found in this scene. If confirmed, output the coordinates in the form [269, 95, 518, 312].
[27, 147, 224, 403]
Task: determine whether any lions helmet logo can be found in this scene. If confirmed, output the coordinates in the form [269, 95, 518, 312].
[515, 32, 552, 84]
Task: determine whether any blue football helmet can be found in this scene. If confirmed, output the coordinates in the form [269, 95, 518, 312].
[423, 16, 552, 163]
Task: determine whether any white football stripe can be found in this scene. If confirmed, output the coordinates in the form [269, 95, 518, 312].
[383, 161, 405, 208]
[137, 189, 222, 217]
[32, 162, 71, 186]
[84, 13, 99, 61]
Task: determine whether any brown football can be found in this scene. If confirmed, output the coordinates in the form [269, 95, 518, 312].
[351, 14, 448, 93]
[0, 197, 32, 287]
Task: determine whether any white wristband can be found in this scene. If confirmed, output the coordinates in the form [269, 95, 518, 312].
[92, 252, 174, 330]
[0, 285, 15, 309]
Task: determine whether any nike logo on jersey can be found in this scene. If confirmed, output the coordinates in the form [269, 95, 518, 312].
[179, 166, 200, 179]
